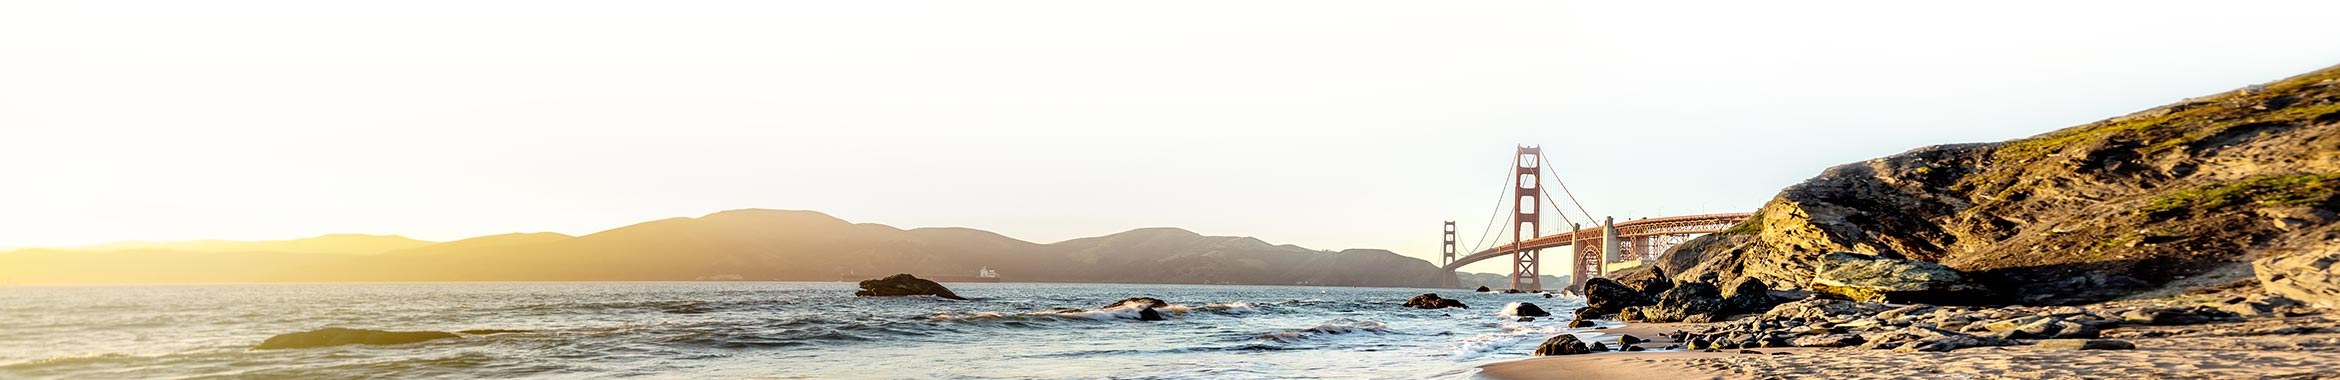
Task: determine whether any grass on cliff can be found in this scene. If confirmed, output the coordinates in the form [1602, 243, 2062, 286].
[2137, 173, 2340, 217]
[1964, 66, 2340, 195]
[1716, 209, 1768, 235]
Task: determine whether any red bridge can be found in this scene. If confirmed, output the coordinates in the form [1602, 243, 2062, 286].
[1437, 146, 1751, 291]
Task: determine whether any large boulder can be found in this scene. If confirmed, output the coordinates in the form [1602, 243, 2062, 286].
[2257, 249, 2340, 307]
[1641, 281, 1725, 322]
[1404, 293, 1469, 309]
[1583, 277, 1653, 315]
[1476, 285, 1493, 292]
[1611, 265, 1675, 295]
[854, 274, 967, 300]
[1531, 334, 1592, 356]
[1719, 276, 1778, 315]
[1810, 252, 1986, 304]
[255, 328, 460, 349]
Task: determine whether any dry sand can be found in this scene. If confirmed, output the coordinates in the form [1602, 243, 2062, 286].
[1478, 316, 2340, 380]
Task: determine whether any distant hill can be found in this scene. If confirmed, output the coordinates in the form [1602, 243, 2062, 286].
[2, 209, 1459, 288]
[57, 234, 435, 255]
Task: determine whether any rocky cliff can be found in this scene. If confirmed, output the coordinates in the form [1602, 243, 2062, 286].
[1659, 64, 2340, 305]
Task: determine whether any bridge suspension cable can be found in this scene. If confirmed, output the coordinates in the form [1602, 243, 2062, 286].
[1538, 154, 1598, 226]
[1466, 153, 1516, 254]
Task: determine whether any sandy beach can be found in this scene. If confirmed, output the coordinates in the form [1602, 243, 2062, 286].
[1479, 314, 2340, 380]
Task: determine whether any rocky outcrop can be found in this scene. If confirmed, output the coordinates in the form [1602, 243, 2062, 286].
[1612, 265, 1675, 295]
[1652, 64, 2340, 305]
[255, 328, 461, 349]
[1404, 293, 1468, 309]
[854, 274, 966, 300]
[2257, 249, 2340, 307]
[1582, 277, 1652, 316]
[1643, 281, 1725, 323]
[1477, 286, 1492, 292]
[1809, 252, 1987, 304]
[1532, 334, 1592, 356]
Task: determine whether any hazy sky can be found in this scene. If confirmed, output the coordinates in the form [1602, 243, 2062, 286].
[5, 1, 2339, 274]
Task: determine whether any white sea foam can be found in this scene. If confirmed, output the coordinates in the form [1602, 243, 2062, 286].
[1255, 318, 1388, 342]
[1495, 302, 1533, 317]
[930, 300, 1260, 322]
[1448, 320, 1584, 360]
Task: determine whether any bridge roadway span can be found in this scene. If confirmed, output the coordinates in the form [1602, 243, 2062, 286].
[1440, 212, 1753, 285]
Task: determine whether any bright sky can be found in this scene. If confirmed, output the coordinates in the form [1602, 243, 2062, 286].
[5, 1, 2339, 274]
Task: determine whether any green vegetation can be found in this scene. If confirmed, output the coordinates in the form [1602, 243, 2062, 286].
[2137, 173, 2340, 217]
[1716, 209, 1769, 235]
[1962, 66, 2340, 195]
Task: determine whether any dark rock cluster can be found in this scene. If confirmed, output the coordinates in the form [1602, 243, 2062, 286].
[854, 274, 967, 300]
[1404, 293, 1469, 309]
[1584, 267, 1786, 323]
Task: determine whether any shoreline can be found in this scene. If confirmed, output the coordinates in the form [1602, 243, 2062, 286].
[1476, 314, 2340, 380]
[1475, 322, 1754, 380]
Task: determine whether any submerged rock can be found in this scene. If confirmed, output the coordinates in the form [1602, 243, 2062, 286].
[1509, 302, 1552, 317]
[854, 274, 967, 300]
[255, 328, 460, 349]
[1532, 334, 1592, 356]
[1104, 297, 1171, 309]
[1137, 307, 1165, 321]
[1404, 293, 1469, 309]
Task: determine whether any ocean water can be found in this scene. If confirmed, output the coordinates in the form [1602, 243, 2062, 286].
[0, 282, 1606, 379]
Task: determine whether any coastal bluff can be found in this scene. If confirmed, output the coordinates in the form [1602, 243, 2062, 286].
[1655, 63, 2340, 305]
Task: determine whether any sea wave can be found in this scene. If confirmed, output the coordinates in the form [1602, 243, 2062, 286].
[928, 301, 1261, 323]
[1495, 302, 1537, 317]
[1253, 318, 1388, 343]
[1448, 321, 1580, 360]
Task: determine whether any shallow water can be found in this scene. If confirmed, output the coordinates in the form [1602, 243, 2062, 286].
[0, 282, 1604, 379]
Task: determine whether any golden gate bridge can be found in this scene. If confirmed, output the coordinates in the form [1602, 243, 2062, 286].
[1439, 145, 1751, 291]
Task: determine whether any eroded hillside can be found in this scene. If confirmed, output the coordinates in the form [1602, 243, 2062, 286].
[1661, 64, 2340, 305]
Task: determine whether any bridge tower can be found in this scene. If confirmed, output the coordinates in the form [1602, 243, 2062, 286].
[1442, 221, 1458, 265]
[1510, 146, 1543, 291]
[1441, 220, 1460, 288]
[1574, 217, 1619, 290]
